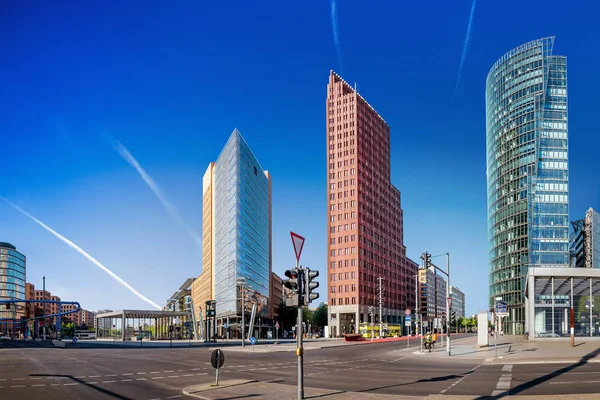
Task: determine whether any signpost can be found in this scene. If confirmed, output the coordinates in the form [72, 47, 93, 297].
[275, 321, 280, 344]
[210, 349, 225, 386]
[405, 315, 411, 349]
[250, 336, 256, 351]
[494, 299, 507, 357]
[291, 231, 305, 400]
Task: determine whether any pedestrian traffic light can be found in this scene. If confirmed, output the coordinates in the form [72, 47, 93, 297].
[304, 268, 319, 305]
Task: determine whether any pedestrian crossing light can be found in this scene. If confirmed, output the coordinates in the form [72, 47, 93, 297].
[304, 268, 319, 305]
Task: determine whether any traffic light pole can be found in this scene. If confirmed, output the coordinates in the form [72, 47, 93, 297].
[296, 263, 304, 400]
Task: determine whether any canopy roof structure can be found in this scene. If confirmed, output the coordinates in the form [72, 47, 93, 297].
[97, 310, 191, 319]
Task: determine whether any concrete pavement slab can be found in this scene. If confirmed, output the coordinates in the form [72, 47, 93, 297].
[426, 395, 600, 400]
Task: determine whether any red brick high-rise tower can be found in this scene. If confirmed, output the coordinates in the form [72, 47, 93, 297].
[326, 71, 417, 337]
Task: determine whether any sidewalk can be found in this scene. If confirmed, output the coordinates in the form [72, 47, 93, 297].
[182, 380, 600, 400]
[414, 335, 600, 364]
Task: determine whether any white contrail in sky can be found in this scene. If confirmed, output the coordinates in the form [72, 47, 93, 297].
[113, 140, 203, 250]
[0, 197, 162, 310]
[330, 0, 343, 72]
[453, 0, 477, 97]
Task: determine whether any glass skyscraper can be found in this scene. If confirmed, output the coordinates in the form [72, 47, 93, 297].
[0, 242, 26, 333]
[212, 129, 272, 319]
[486, 37, 569, 334]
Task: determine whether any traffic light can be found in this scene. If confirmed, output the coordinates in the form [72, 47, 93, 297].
[284, 268, 302, 293]
[451, 310, 456, 324]
[425, 252, 432, 269]
[304, 268, 319, 305]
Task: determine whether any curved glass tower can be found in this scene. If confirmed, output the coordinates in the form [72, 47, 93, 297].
[486, 37, 569, 334]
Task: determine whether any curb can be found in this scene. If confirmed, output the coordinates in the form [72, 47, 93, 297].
[182, 379, 257, 399]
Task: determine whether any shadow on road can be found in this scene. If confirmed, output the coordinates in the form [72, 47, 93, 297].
[474, 346, 600, 399]
[30, 374, 133, 400]
[356, 373, 467, 393]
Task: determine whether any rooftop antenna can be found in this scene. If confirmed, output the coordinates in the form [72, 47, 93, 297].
[354, 82, 357, 93]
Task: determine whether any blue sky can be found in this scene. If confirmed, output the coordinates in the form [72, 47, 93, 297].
[1, 1, 598, 316]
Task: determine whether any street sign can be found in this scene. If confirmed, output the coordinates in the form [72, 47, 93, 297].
[405, 320, 411, 327]
[250, 336, 257, 345]
[275, 322, 279, 329]
[495, 301, 509, 317]
[447, 297, 452, 309]
[285, 295, 299, 307]
[211, 349, 225, 369]
[290, 232, 305, 263]
[405, 308, 411, 316]
[224, 323, 229, 329]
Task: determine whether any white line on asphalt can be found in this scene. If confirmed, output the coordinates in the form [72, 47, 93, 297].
[164, 370, 174, 373]
[191, 368, 201, 370]
[11, 385, 26, 388]
[89, 375, 101, 378]
[121, 379, 132, 382]
[106, 374, 117, 377]
[196, 373, 207, 376]
[248, 368, 256, 371]
[177, 369, 185, 372]
[12, 378, 25, 380]
[238, 365, 246, 367]
[102, 381, 115, 383]
[0, 378, 5, 381]
[152, 377, 164, 380]
[182, 374, 194, 377]
[150, 371, 160, 374]
[32, 384, 45, 387]
[74, 376, 85, 379]
[50, 384, 61, 386]
[502, 364, 513, 372]
[137, 372, 147, 375]
[64, 383, 79, 386]
[122, 373, 133, 376]
[168, 376, 179, 378]
[87, 382, 98, 384]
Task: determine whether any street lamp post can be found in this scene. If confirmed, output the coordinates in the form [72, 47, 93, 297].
[43, 276, 46, 341]
[428, 252, 451, 356]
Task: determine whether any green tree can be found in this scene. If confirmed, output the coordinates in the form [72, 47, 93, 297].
[303, 307, 314, 325]
[313, 303, 328, 329]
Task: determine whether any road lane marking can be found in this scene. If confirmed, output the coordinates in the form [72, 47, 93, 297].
[105, 374, 117, 377]
[150, 371, 160, 374]
[137, 372, 147, 375]
[182, 374, 194, 377]
[137, 378, 147, 381]
[89, 375, 101, 378]
[152, 377, 164, 380]
[191, 368, 201, 370]
[122, 373, 133, 376]
[30, 378, 42, 380]
[121, 379, 132, 382]
[50, 384, 61, 386]
[196, 373, 207, 376]
[177, 369, 185, 371]
[64, 383, 79, 386]
[32, 384, 45, 387]
[12, 378, 25, 380]
[87, 382, 98, 384]
[168, 375, 180, 378]
[164, 370, 174, 373]
[102, 380, 115, 383]
[11, 385, 26, 388]
[74, 376, 85, 379]
[502, 364, 513, 372]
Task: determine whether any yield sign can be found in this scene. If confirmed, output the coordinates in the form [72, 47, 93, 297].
[290, 232, 305, 263]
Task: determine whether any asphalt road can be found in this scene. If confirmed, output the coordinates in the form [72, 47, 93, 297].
[1, 334, 600, 399]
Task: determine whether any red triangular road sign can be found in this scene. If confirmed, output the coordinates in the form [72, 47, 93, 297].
[290, 232, 305, 263]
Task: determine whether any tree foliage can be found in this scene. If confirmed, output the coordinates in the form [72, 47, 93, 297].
[312, 303, 328, 328]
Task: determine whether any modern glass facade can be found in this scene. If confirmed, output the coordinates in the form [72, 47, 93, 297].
[570, 208, 600, 269]
[213, 129, 271, 318]
[487, 37, 569, 334]
[0, 242, 26, 327]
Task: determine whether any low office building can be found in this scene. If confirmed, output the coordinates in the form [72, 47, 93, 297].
[418, 267, 447, 329]
[450, 286, 466, 319]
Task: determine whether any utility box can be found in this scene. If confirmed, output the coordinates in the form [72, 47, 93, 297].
[477, 311, 489, 347]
